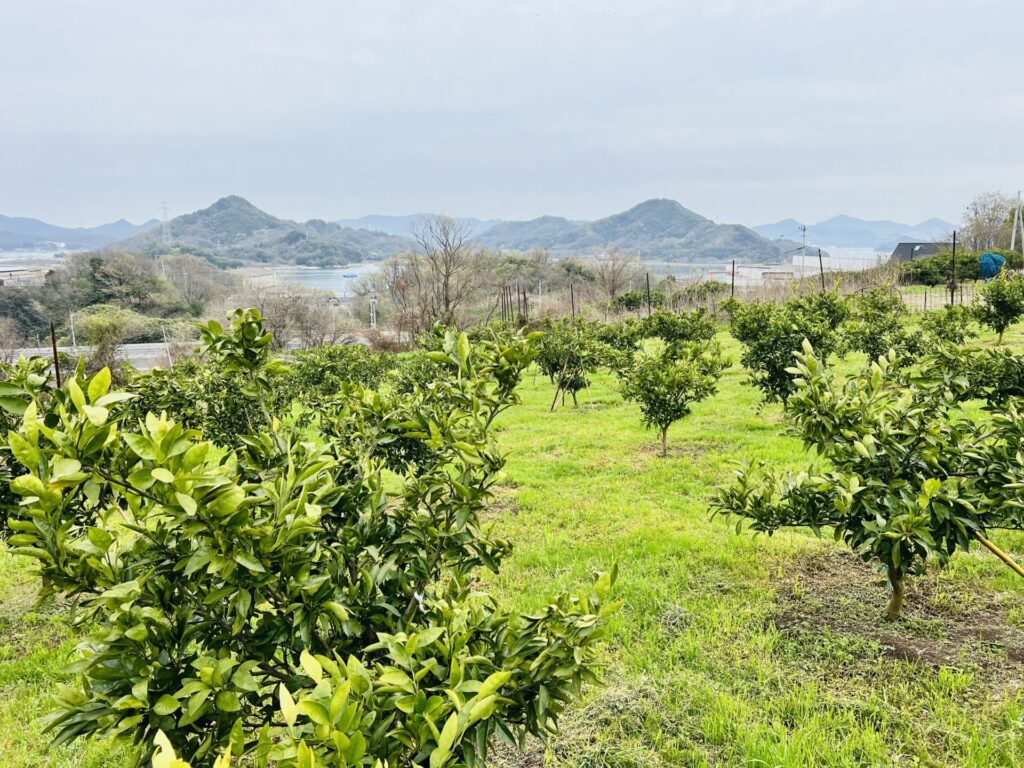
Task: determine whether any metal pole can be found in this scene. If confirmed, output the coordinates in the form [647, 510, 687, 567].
[50, 321, 61, 387]
[950, 231, 957, 306]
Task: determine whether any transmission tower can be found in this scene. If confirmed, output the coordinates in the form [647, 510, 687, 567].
[160, 202, 172, 246]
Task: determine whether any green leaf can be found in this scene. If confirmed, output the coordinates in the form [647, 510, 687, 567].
[87, 367, 111, 402]
[151, 468, 175, 484]
[279, 683, 297, 727]
[153, 694, 180, 715]
[233, 552, 265, 573]
[175, 492, 198, 515]
[299, 649, 322, 683]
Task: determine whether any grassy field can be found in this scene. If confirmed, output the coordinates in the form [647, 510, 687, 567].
[5, 328, 1024, 766]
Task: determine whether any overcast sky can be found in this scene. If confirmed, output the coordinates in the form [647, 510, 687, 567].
[2, 0, 1022, 229]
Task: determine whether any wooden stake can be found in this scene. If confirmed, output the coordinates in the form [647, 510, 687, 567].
[730, 259, 735, 298]
[645, 272, 652, 315]
[818, 249, 825, 292]
[50, 321, 62, 387]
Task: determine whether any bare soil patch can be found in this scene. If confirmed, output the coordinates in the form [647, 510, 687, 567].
[772, 549, 1024, 681]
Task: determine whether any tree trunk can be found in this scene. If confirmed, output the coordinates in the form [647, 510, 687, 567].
[999, 328, 1005, 345]
[885, 564, 904, 621]
[660, 427, 668, 457]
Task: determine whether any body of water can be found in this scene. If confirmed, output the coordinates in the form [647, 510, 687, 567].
[237, 262, 382, 297]
[0, 248, 69, 270]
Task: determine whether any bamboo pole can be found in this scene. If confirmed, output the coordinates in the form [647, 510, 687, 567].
[977, 534, 1024, 580]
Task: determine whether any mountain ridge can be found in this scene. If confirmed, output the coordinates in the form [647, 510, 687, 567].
[755, 215, 955, 250]
[110, 196, 413, 266]
[0, 213, 158, 250]
[474, 198, 798, 263]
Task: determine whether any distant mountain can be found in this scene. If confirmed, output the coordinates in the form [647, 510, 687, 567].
[755, 215, 955, 250]
[475, 199, 797, 263]
[112, 196, 413, 266]
[0, 213, 158, 250]
[335, 214, 502, 238]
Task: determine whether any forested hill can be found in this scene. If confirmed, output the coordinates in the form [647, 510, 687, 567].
[111, 196, 413, 266]
[474, 199, 798, 263]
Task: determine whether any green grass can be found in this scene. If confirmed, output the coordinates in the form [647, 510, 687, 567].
[5, 325, 1024, 766]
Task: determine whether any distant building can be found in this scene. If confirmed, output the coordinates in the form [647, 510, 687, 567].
[889, 242, 948, 262]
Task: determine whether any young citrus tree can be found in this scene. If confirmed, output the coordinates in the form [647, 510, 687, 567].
[841, 287, 922, 364]
[620, 341, 725, 456]
[535, 318, 614, 409]
[919, 304, 977, 347]
[637, 308, 716, 346]
[976, 273, 1024, 343]
[713, 340, 1024, 620]
[2, 311, 617, 767]
[728, 292, 848, 403]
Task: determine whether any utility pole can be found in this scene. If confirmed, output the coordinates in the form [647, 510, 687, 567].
[1012, 191, 1023, 255]
[799, 223, 807, 269]
[369, 289, 378, 329]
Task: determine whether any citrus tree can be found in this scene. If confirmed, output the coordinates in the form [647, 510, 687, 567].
[919, 305, 977, 347]
[713, 341, 1024, 620]
[728, 292, 848, 403]
[620, 341, 725, 456]
[976, 273, 1024, 343]
[2, 311, 617, 767]
[637, 308, 716, 346]
[535, 318, 614, 409]
[841, 287, 921, 364]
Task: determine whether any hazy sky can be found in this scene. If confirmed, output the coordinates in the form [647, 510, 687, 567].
[2, 0, 1022, 228]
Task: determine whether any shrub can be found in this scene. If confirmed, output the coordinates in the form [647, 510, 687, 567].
[728, 292, 848, 403]
[620, 341, 725, 455]
[976, 273, 1024, 343]
[2, 314, 617, 767]
[713, 341, 1024, 620]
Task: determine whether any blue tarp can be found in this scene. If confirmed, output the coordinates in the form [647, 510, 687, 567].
[980, 252, 1006, 279]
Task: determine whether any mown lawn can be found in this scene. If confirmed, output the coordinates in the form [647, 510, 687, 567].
[5, 327, 1024, 766]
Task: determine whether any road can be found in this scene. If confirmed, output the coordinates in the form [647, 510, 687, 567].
[18, 342, 170, 371]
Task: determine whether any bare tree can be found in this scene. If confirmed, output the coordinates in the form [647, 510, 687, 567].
[379, 216, 492, 333]
[229, 283, 354, 349]
[961, 192, 1015, 251]
[0, 317, 24, 366]
[161, 254, 236, 315]
[592, 248, 640, 300]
